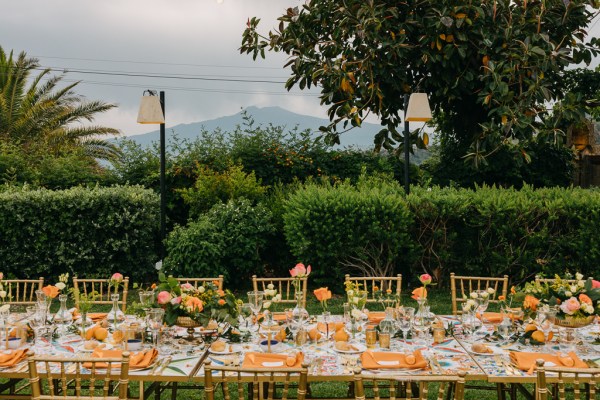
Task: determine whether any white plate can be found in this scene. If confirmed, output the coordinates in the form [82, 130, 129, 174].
[209, 345, 242, 355]
[76, 343, 113, 352]
[467, 345, 502, 356]
[333, 343, 367, 354]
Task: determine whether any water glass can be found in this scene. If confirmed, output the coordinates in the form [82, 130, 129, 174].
[146, 308, 165, 348]
[558, 328, 577, 353]
[247, 291, 264, 327]
[496, 320, 513, 345]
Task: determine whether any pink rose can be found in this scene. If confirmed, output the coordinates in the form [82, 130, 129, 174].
[419, 274, 432, 285]
[290, 263, 312, 278]
[157, 291, 172, 304]
[592, 280, 600, 289]
[559, 297, 581, 315]
[171, 296, 182, 305]
[180, 283, 193, 291]
[111, 273, 123, 282]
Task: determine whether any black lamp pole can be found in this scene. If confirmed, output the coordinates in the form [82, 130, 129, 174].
[403, 93, 410, 195]
[159, 91, 166, 258]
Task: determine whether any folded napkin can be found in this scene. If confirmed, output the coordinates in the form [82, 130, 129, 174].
[242, 352, 304, 368]
[83, 348, 158, 369]
[0, 349, 27, 367]
[368, 312, 386, 324]
[509, 351, 587, 374]
[72, 310, 108, 323]
[361, 350, 428, 370]
[316, 322, 336, 332]
[259, 313, 287, 322]
[477, 312, 522, 323]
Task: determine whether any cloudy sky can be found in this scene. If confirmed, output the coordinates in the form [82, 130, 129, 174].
[1, 1, 599, 137]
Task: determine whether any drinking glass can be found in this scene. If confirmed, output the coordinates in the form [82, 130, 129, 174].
[396, 307, 414, 351]
[475, 290, 490, 323]
[317, 312, 331, 339]
[28, 305, 49, 351]
[536, 306, 556, 350]
[497, 320, 513, 345]
[558, 328, 577, 353]
[146, 308, 165, 348]
[461, 312, 482, 341]
[139, 290, 155, 314]
[247, 291, 264, 328]
[237, 303, 254, 336]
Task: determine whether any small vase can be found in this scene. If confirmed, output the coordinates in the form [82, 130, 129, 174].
[292, 291, 309, 320]
[107, 293, 125, 329]
[54, 294, 72, 335]
[379, 307, 396, 336]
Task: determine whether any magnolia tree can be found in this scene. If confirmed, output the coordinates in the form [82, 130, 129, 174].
[241, 0, 599, 172]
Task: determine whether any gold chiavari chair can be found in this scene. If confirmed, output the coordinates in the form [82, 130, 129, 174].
[27, 352, 130, 400]
[535, 359, 600, 400]
[353, 369, 466, 400]
[252, 276, 308, 308]
[535, 275, 579, 286]
[72, 276, 129, 313]
[175, 276, 224, 290]
[344, 275, 402, 303]
[204, 360, 308, 400]
[450, 273, 508, 315]
[3, 278, 44, 306]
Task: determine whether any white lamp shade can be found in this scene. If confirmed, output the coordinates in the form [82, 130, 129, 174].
[405, 93, 432, 122]
[137, 95, 165, 124]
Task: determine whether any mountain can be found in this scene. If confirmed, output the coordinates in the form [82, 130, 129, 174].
[125, 106, 430, 162]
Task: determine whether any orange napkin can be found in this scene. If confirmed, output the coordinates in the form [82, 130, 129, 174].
[316, 322, 336, 332]
[0, 349, 27, 367]
[509, 351, 587, 374]
[83, 348, 158, 369]
[72, 311, 108, 322]
[271, 313, 287, 322]
[361, 350, 428, 370]
[477, 312, 522, 323]
[242, 352, 304, 368]
[368, 312, 386, 324]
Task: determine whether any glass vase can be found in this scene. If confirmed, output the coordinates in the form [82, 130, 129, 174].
[107, 293, 125, 329]
[290, 291, 309, 345]
[379, 307, 396, 336]
[54, 294, 73, 336]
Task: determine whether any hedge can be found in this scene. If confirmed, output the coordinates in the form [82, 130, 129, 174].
[283, 182, 600, 290]
[0, 185, 159, 281]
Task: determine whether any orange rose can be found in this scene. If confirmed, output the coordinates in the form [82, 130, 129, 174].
[218, 299, 226, 306]
[411, 287, 427, 300]
[313, 287, 332, 302]
[579, 293, 592, 305]
[213, 280, 220, 286]
[523, 295, 539, 311]
[498, 295, 506, 301]
[185, 297, 203, 312]
[42, 285, 59, 299]
[510, 286, 516, 295]
[151, 283, 157, 289]
[217, 290, 225, 297]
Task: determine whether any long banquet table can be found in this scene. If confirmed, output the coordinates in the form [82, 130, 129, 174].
[0, 315, 599, 399]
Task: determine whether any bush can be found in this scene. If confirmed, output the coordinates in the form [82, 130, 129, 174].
[0, 185, 159, 281]
[165, 199, 274, 288]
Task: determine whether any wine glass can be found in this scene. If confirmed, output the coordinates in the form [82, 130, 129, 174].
[247, 291, 264, 329]
[497, 319, 513, 346]
[139, 290, 155, 313]
[396, 307, 414, 351]
[461, 312, 482, 342]
[146, 308, 165, 348]
[475, 290, 490, 323]
[317, 312, 331, 340]
[237, 303, 253, 336]
[28, 305, 49, 351]
[286, 308, 301, 347]
[536, 306, 556, 350]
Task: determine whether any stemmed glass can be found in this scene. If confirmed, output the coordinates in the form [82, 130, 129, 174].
[237, 303, 253, 338]
[146, 308, 165, 349]
[28, 305, 50, 351]
[396, 307, 414, 351]
[496, 319, 513, 346]
[139, 290, 155, 313]
[475, 290, 490, 324]
[536, 306, 556, 350]
[288, 308, 307, 348]
[247, 291, 264, 329]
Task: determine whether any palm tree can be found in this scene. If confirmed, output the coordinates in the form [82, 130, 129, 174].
[0, 46, 121, 161]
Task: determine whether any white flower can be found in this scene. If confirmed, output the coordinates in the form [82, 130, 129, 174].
[263, 301, 272, 309]
[55, 282, 66, 291]
[576, 273, 583, 281]
[273, 294, 281, 302]
[267, 283, 274, 290]
[0, 291, 6, 299]
[0, 304, 9, 312]
[565, 291, 572, 297]
[486, 287, 495, 294]
[570, 285, 577, 293]
[582, 303, 594, 314]
[577, 280, 585, 288]
[470, 292, 478, 299]
[347, 290, 354, 297]
[351, 308, 363, 319]
[352, 296, 359, 305]
[155, 260, 163, 271]
[198, 286, 205, 294]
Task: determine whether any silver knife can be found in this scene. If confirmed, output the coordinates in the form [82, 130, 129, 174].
[154, 356, 171, 376]
[149, 358, 162, 375]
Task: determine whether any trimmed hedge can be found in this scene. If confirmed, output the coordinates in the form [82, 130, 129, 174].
[0, 185, 159, 280]
[284, 182, 600, 290]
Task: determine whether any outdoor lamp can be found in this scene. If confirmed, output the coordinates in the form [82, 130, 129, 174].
[403, 92, 432, 195]
[137, 90, 166, 258]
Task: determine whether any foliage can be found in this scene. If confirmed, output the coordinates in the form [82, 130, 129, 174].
[0, 185, 159, 281]
[180, 163, 267, 218]
[152, 273, 238, 327]
[164, 199, 274, 289]
[0, 46, 121, 162]
[283, 175, 414, 288]
[241, 1, 599, 176]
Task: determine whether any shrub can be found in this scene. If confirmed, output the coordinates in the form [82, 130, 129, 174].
[0, 185, 159, 281]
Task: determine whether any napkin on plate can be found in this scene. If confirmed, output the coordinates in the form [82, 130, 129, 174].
[360, 350, 428, 370]
[0, 349, 27, 367]
[476, 312, 522, 323]
[242, 352, 304, 368]
[83, 348, 158, 369]
[368, 312, 386, 324]
[72, 310, 108, 323]
[509, 351, 587, 374]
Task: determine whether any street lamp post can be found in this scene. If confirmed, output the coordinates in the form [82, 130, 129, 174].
[137, 90, 166, 257]
[403, 92, 432, 195]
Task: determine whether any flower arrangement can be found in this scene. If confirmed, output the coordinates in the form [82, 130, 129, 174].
[108, 272, 124, 290]
[263, 284, 281, 310]
[289, 263, 311, 292]
[42, 284, 60, 299]
[344, 281, 367, 310]
[522, 273, 600, 323]
[313, 287, 332, 312]
[154, 273, 239, 328]
[411, 273, 433, 301]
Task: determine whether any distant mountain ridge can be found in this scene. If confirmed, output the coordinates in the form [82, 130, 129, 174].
[125, 106, 430, 163]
